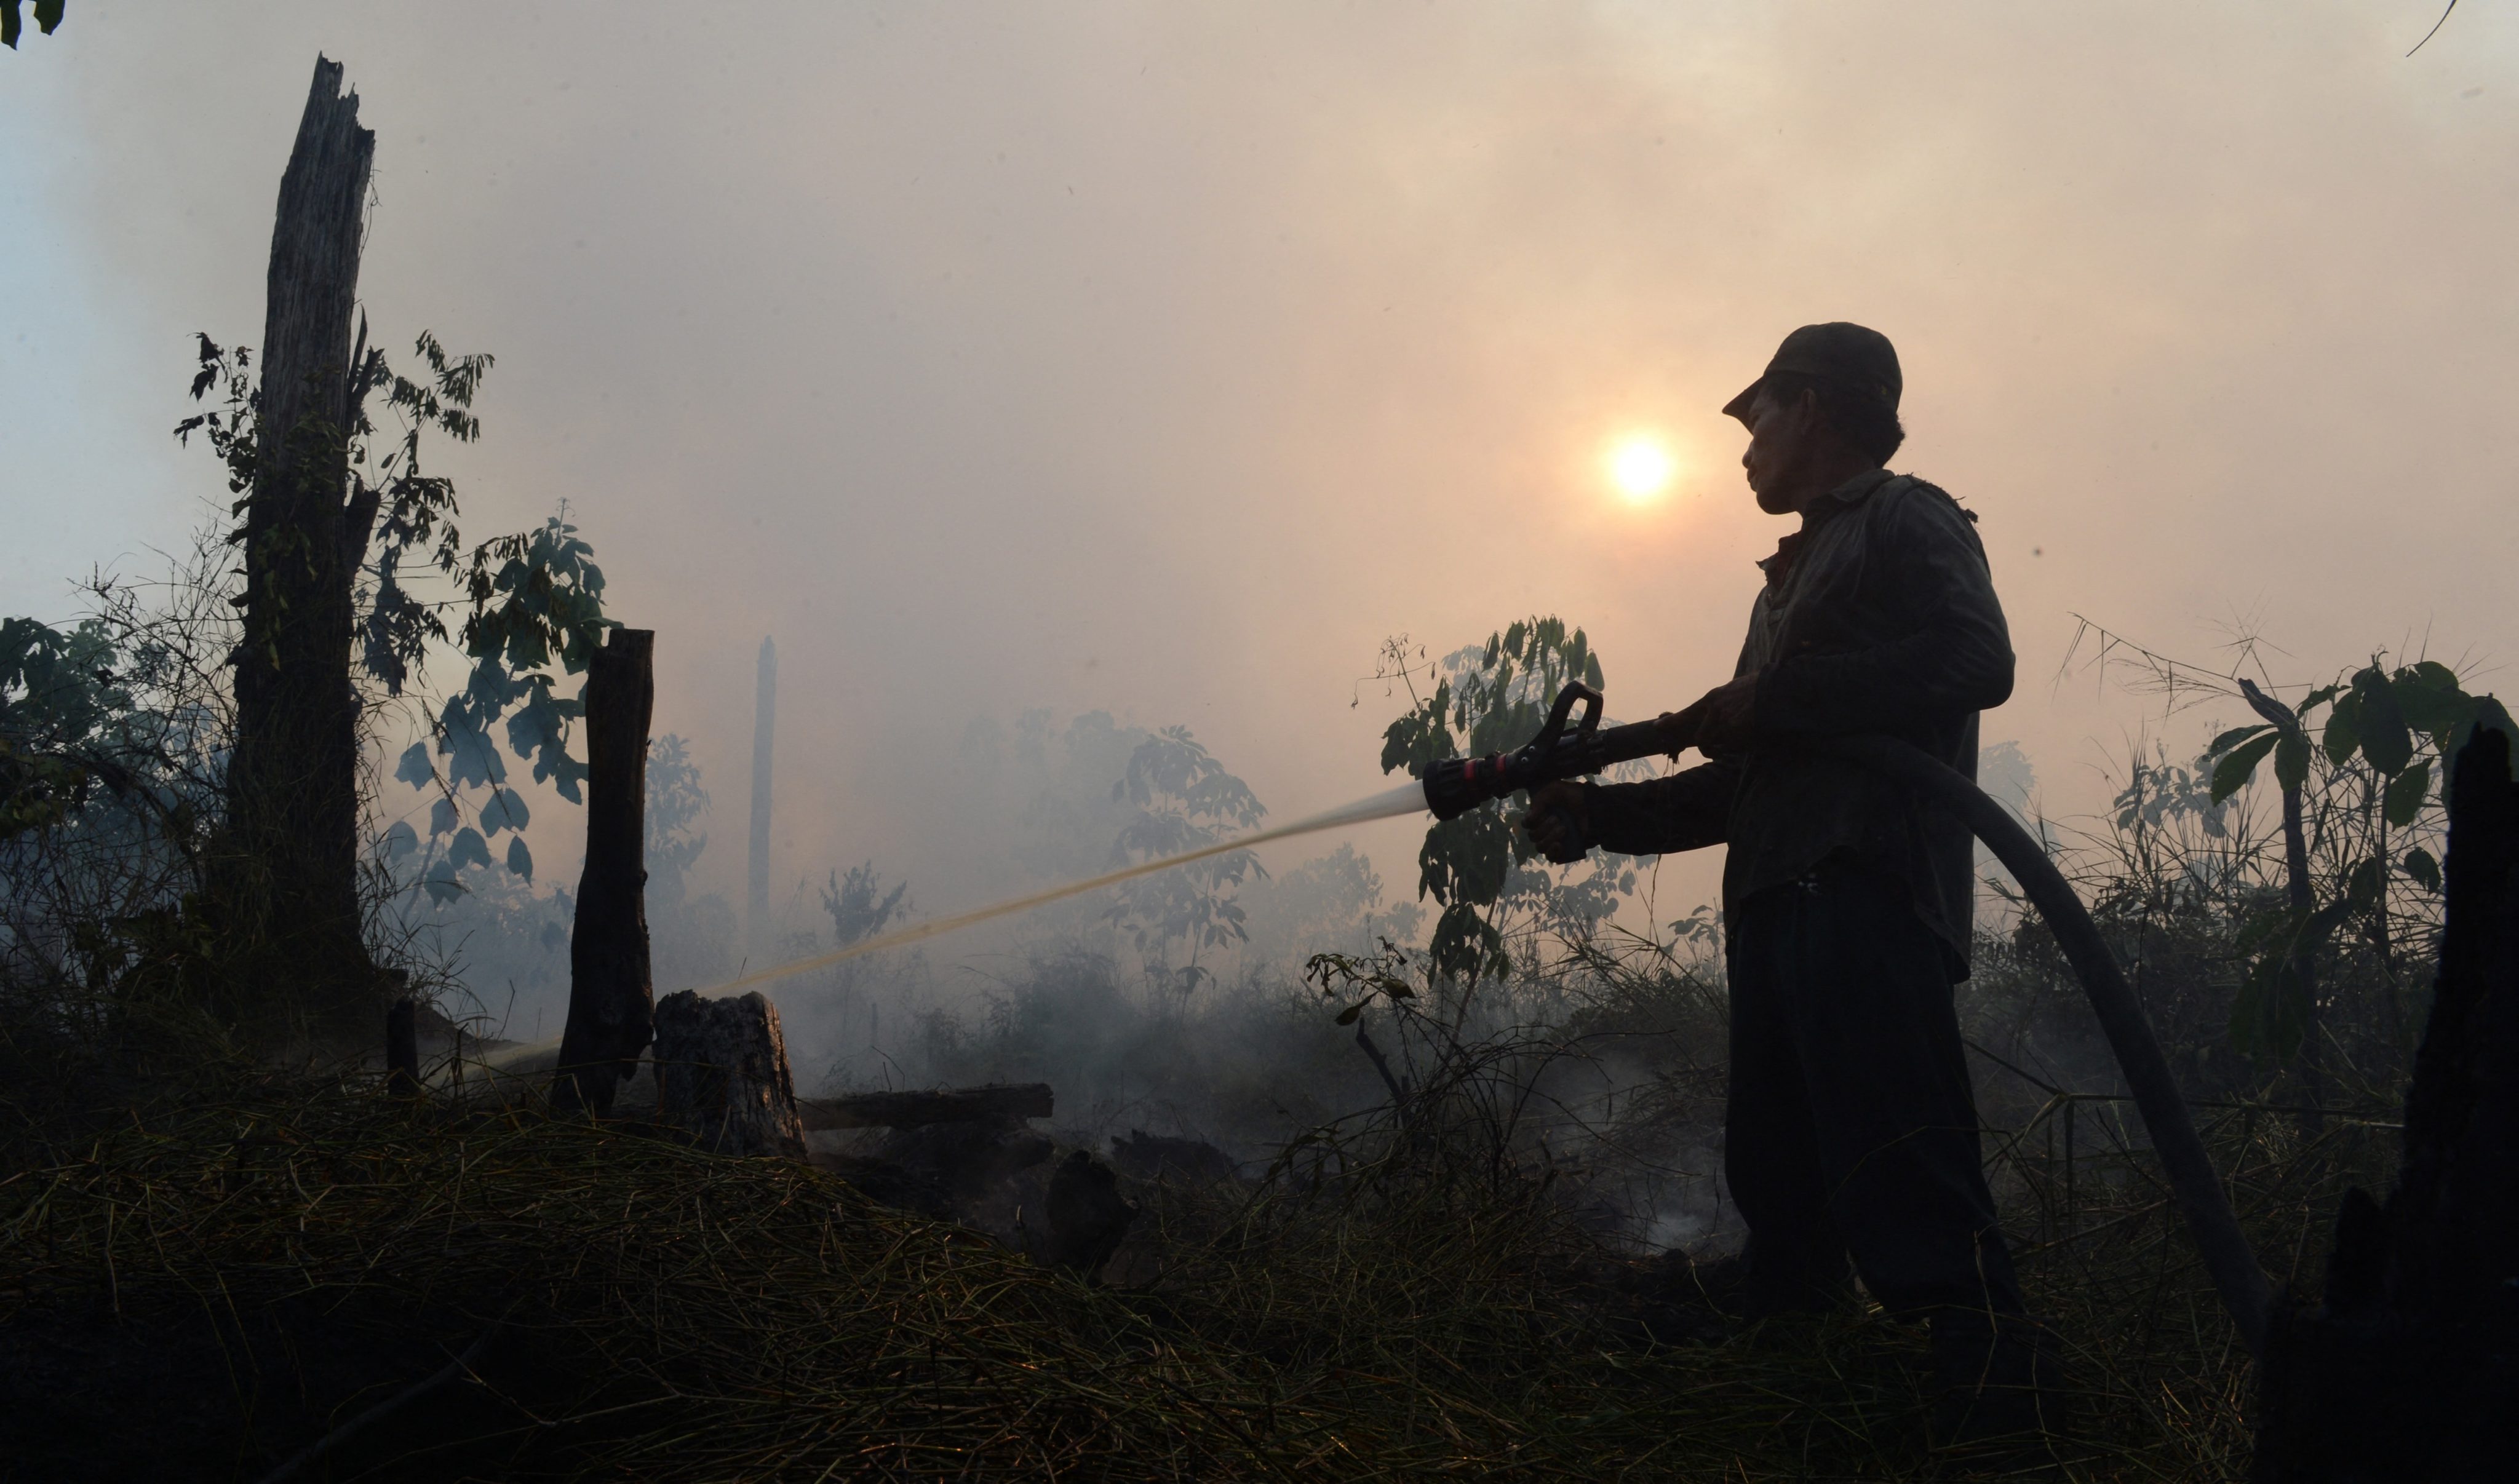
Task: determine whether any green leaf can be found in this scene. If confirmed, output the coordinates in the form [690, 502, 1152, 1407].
[2205, 723, 2274, 757]
[428, 797, 460, 838]
[2323, 689, 2362, 766]
[447, 827, 493, 871]
[2355, 668, 2414, 775]
[482, 786, 531, 835]
[2393, 662, 2470, 736]
[1334, 1002, 1363, 1026]
[1420, 806, 1512, 907]
[1426, 900, 1508, 981]
[394, 740, 434, 788]
[2209, 731, 2278, 803]
[2402, 847, 2441, 893]
[2384, 758, 2432, 827]
[381, 820, 419, 860]
[2341, 855, 2386, 913]
[2274, 731, 2310, 792]
[421, 859, 464, 905]
[506, 835, 534, 881]
[2296, 683, 2344, 718]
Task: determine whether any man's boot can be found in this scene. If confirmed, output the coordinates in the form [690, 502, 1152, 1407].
[1929, 1310, 2069, 1450]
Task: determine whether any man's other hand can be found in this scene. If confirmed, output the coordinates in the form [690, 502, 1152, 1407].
[1675, 673, 1757, 753]
[1521, 782, 1590, 863]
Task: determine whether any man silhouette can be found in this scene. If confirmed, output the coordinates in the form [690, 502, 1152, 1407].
[1526, 323, 2056, 1442]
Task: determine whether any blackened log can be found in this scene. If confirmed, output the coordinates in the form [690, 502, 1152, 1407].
[551, 628, 655, 1114]
[651, 990, 806, 1158]
[220, 56, 377, 1020]
[795, 1082, 1054, 1131]
[2253, 728, 2519, 1482]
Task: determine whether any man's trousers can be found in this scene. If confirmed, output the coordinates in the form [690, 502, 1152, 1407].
[1724, 862, 2024, 1321]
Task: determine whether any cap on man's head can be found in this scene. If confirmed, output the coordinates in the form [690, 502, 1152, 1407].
[1722, 322, 1901, 423]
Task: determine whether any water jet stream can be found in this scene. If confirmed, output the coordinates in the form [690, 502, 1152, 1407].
[702, 779, 1430, 999]
[474, 780, 1427, 1073]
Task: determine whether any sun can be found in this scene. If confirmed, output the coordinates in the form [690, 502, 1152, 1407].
[1605, 434, 1677, 504]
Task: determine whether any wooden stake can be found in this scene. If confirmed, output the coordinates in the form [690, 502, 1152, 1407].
[552, 628, 656, 1115]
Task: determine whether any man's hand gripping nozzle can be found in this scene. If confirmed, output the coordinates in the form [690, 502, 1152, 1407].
[1415, 681, 1687, 862]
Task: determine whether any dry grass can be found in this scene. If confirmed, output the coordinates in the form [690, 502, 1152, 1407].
[1, 1057, 2378, 1483]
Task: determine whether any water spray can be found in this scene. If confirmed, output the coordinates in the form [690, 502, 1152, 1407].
[702, 779, 1430, 998]
[696, 680, 1667, 997]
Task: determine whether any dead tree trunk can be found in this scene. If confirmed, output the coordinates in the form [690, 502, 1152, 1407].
[221, 55, 376, 1023]
[2253, 728, 2519, 1481]
[551, 628, 656, 1114]
[746, 636, 776, 947]
[652, 990, 806, 1157]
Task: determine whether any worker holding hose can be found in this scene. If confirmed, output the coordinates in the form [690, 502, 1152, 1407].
[1523, 323, 2059, 1442]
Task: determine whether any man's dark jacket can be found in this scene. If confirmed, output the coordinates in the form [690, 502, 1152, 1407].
[1581, 468, 2012, 972]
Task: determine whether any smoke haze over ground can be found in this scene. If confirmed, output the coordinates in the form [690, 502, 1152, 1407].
[7, 3, 2518, 1047]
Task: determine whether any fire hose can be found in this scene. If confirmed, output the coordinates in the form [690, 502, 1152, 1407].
[1421, 682, 2274, 1356]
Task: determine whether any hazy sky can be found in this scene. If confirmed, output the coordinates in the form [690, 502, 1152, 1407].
[6, 2, 2515, 931]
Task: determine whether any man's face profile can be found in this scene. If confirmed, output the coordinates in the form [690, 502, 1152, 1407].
[1738, 384, 1823, 515]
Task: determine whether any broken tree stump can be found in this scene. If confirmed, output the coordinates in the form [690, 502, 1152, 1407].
[2253, 728, 2519, 1480]
[651, 990, 806, 1159]
[551, 627, 656, 1116]
[795, 1082, 1054, 1132]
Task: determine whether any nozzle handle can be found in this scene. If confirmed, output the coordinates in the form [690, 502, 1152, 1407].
[1531, 681, 1602, 759]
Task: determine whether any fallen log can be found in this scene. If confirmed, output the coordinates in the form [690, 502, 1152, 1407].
[797, 1083, 1054, 1132]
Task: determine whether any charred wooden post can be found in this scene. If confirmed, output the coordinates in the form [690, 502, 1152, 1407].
[384, 996, 418, 1097]
[2253, 728, 2519, 1481]
[220, 55, 379, 1020]
[795, 1082, 1054, 1131]
[651, 990, 806, 1158]
[551, 628, 656, 1115]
